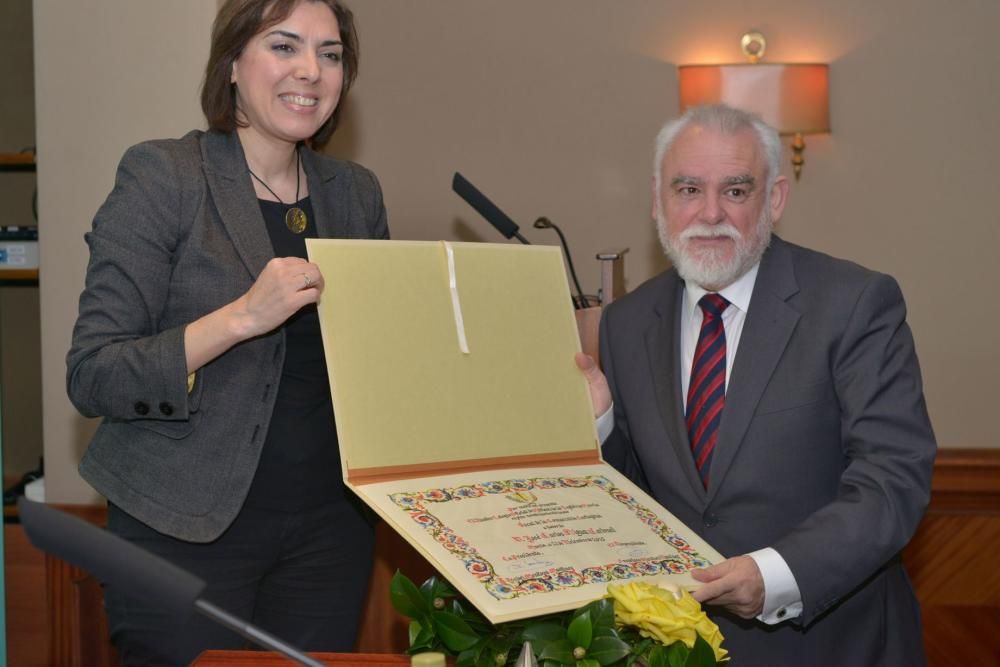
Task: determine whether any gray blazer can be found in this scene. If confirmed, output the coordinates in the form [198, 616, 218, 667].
[600, 236, 935, 666]
[67, 130, 388, 542]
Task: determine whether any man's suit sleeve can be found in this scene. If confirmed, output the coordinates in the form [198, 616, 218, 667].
[599, 305, 652, 495]
[66, 142, 192, 422]
[773, 273, 936, 625]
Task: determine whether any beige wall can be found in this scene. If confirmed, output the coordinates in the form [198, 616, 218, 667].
[33, 1, 999, 502]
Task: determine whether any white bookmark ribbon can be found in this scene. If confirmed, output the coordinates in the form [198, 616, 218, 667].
[443, 241, 470, 354]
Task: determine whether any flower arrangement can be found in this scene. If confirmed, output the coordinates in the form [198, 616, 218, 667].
[390, 572, 728, 667]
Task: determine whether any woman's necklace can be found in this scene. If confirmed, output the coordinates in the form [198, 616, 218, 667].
[247, 149, 308, 234]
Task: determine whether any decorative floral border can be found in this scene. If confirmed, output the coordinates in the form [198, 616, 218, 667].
[388, 476, 714, 601]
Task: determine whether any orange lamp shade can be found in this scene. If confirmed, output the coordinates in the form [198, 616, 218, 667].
[678, 63, 830, 135]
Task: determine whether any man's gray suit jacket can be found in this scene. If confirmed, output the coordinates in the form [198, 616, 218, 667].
[67, 130, 388, 542]
[600, 236, 935, 666]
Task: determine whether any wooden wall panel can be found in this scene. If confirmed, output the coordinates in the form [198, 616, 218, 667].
[23, 448, 1000, 664]
[44, 505, 117, 667]
[4, 522, 48, 667]
[903, 448, 1000, 664]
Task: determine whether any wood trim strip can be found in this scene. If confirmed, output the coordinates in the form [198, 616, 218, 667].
[928, 448, 1000, 513]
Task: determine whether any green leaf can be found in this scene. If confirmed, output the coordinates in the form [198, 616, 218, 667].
[476, 648, 499, 667]
[455, 648, 479, 667]
[408, 624, 438, 654]
[684, 636, 717, 667]
[578, 659, 602, 667]
[457, 639, 488, 667]
[664, 643, 689, 667]
[408, 620, 423, 646]
[567, 610, 593, 650]
[539, 638, 576, 664]
[432, 610, 480, 652]
[643, 644, 672, 667]
[391, 571, 431, 619]
[523, 623, 570, 642]
[452, 598, 491, 633]
[587, 636, 631, 666]
[580, 598, 616, 632]
[523, 622, 568, 657]
[421, 574, 459, 601]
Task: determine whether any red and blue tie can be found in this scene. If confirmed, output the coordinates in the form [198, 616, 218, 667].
[686, 294, 730, 489]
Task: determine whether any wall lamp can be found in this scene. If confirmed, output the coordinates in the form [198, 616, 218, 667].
[678, 32, 829, 181]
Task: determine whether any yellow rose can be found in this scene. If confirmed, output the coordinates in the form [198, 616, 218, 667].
[607, 581, 728, 663]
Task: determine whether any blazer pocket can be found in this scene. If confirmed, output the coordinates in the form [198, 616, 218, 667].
[131, 413, 198, 440]
[755, 380, 837, 416]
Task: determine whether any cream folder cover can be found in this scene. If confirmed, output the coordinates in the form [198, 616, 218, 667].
[307, 240, 721, 623]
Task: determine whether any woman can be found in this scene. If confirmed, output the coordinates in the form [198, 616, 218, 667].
[66, 1, 386, 664]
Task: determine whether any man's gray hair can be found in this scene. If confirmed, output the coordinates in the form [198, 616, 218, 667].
[653, 104, 782, 200]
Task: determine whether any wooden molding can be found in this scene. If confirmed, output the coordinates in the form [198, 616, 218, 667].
[927, 448, 1000, 513]
[0, 152, 36, 173]
[0, 152, 35, 165]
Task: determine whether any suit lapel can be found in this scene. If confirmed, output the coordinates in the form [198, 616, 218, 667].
[300, 146, 349, 240]
[707, 237, 801, 500]
[647, 274, 708, 500]
[201, 131, 274, 278]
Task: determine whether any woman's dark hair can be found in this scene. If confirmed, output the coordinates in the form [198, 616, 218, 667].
[200, 0, 358, 149]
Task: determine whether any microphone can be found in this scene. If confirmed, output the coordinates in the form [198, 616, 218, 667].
[16, 497, 325, 667]
[452, 172, 531, 244]
[534, 217, 590, 309]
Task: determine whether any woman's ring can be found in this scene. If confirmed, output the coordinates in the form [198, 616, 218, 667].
[301, 273, 313, 289]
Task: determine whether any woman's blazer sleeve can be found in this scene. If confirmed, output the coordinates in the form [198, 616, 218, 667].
[67, 141, 194, 422]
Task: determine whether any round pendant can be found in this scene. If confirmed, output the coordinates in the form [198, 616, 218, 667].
[285, 207, 308, 234]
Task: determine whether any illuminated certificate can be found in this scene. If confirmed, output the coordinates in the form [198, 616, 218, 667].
[359, 464, 722, 622]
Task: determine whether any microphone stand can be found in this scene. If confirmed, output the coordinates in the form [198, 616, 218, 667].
[533, 217, 589, 309]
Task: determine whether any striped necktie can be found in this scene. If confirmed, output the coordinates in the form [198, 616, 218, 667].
[686, 293, 730, 489]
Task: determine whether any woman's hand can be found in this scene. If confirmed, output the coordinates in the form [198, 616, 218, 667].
[184, 257, 324, 373]
[231, 257, 324, 339]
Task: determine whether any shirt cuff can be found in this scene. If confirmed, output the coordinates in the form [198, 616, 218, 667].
[595, 403, 614, 444]
[748, 548, 803, 625]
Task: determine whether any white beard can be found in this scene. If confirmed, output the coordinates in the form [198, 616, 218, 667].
[657, 206, 773, 291]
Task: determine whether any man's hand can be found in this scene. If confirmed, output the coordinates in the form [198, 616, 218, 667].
[575, 352, 611, 417]
[691, 555, 765, 619]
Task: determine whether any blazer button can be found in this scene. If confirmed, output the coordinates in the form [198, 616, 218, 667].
[703, 512, 719, 528]
[159, 402, 174, 416]
[133, 401, 150, 416]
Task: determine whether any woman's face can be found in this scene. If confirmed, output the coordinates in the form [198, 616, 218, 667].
[231, 1, 344, 148]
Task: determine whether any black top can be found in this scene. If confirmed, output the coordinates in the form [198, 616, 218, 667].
[243, 197, 345, 510]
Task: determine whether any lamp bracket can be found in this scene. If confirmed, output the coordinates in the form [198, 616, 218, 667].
[740, 31, 766, 63]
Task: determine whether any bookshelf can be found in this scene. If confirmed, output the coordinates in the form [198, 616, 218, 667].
[0, 152, 38, 286]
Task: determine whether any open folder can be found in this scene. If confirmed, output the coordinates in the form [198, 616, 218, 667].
[307, 240, 721, 623]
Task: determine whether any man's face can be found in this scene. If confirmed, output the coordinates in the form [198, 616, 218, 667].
[654, 124, 788, 291]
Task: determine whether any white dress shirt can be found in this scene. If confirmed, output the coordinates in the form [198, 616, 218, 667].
[597, 262, 802, 625]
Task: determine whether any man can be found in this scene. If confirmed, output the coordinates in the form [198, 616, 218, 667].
[578, 104, 935, 665]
